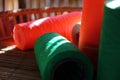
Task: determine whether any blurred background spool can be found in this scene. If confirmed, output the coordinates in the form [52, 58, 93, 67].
[13, 12, 81, 50]
[79, 0, 104, 67]
[72, 22, 81, 47]
[97, 0, 120, 80]
[34, 32, 93, 80]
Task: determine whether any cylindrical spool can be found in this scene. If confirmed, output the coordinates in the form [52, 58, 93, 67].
[72, 22, 81, 47]
[97, 1, 120, 80]
[13, 12, 81, 50]
[34, 32, 93, 80]
[78, 0, 104, 67]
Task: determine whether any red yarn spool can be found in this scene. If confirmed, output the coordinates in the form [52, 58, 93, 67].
[13, 12, 81, 50]
[79, 0, 104, 67]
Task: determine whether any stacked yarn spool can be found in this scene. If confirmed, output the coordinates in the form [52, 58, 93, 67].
[34, 32, 93, 80]
[97, 0, 120, 80]
[79, 0, 104, 67]
[13, 12, 81, 50]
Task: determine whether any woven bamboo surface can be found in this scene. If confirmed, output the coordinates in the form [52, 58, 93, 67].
[0, 38, 41, 80]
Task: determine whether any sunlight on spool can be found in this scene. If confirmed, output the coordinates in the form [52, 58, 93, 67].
[78, 21, 81, 25]
[1, 45, 16, 52]
[46, 36, 67, 50]
[0, 51, 5, 54]
[45, 36, 70, 56]
[29, 17, 49, 29]
[106, 0, 120, 9]
[48, 40, 70, 56]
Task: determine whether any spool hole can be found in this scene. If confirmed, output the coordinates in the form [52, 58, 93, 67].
[53, 60, 86, 80]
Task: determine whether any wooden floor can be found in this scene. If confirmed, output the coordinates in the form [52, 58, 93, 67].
[0, 38, 41, 80]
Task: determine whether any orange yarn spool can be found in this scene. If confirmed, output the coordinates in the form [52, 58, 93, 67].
[79, 0, 104, 66]
[13, 12, 81, 50]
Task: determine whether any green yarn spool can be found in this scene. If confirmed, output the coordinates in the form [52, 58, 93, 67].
[97, 0, 120, 80]
[34, 32, 93, 80]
